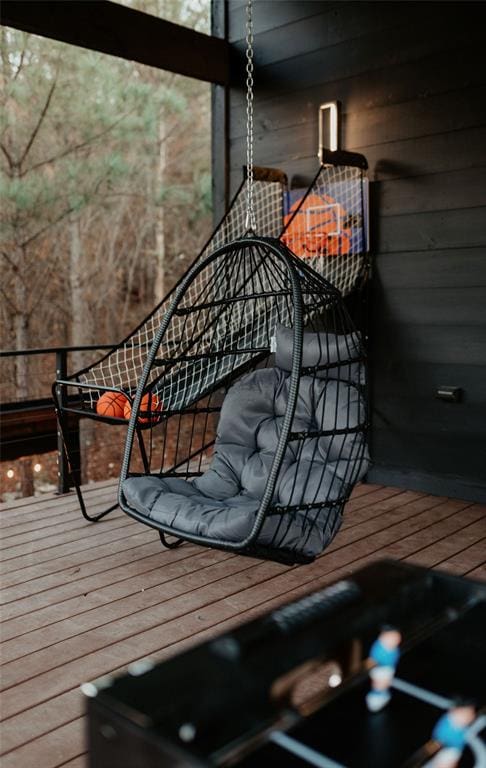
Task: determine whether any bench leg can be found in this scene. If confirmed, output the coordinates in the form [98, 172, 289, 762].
[53, 389, 119, 523]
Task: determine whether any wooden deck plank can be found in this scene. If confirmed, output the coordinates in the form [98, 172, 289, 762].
[0, 719, 84, 768]
[1, 538, 483, 762]
[0, 480, 382, 523]
[7, 508, 481, 766]
[343, 485, 407, 511]
[0, 478, 117, 516]
[0, 498, 474, 664]
[0, 550, 379, 759]
[0, 558, 283, 707]
[0, 492, 434, 653]
[1, 489, 421, 620]
[0, 481, 377, 532]
[344, 490, 429, 528]
[379, 505, 485, 561]
[0, 533, 162, 593]
[1, 545, 220, 625]
[0, 484, 484, 768]
[0, 523, 153, 578]
[0, 486, 396, 577]
[0, 537, 164, 610]
[0, 484, 118, 527]
[434, 537, 486, 574]
[0, 515, 137, 561]
[466, 562, 486, 578]
[0, 689, 84, 757]
[0, 482, 385, 558]
[0, 553, 260, 687]
[0, 488, 415, 639]
[0, 550, 234, 656]
[0, 486, 117, 526]
[403, 517, 486, 568]
[0, 500, 475, 719]
[58, 758, 86, 768]
[0, 497, 123, 542]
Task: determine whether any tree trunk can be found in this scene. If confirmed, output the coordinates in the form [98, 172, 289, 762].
[69, 216, 93, 483]
[13, 245, 35, 497]
[154, 108, 167, 301]
[14, 308, 29, 398]
[69, 217, 86, 371]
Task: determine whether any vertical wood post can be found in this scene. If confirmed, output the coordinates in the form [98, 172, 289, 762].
[211, 0, 229, 224]
[55, 350, 81, 494]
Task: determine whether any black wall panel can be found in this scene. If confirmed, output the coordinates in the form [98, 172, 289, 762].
[216, 0, 486, 501]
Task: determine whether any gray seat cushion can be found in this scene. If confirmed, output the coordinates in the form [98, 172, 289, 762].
[122, 329, 369, 559]
[122, 473, 341, 556]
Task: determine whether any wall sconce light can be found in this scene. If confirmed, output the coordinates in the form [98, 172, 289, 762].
[318, 101, 339, 162]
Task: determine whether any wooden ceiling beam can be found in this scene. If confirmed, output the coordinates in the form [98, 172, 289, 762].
[1, 0, 230, 85]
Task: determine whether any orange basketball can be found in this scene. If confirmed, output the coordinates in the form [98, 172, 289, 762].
[123, 393, 162, 424]
[96, 391, 129, 419]
[283, 193, 351, 258]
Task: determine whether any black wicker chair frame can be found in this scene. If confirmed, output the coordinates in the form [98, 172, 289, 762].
[118, 236, 369, 565]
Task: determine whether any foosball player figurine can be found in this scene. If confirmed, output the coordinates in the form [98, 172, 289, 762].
[429, 701, 476, 768]
[365, 625, 402, 712]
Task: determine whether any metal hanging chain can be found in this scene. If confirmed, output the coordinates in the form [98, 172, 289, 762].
[245, 0, 256, 232]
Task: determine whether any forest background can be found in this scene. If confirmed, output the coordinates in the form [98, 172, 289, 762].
[1, 0, 212, 499]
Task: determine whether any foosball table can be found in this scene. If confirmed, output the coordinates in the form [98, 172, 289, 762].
[85, 560, 486, 767]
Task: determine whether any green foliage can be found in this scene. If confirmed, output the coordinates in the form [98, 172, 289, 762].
[1, 12, 210, 234]
[1, 4, 212, 351]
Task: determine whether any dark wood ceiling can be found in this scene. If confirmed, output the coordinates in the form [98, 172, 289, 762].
[1, 0, 230, 84]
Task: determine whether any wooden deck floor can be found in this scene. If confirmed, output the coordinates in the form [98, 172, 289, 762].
[0, 480, 485, 768]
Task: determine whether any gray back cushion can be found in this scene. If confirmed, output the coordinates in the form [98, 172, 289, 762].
[275, 324, 365, 385]
[193, 366, 368, 508]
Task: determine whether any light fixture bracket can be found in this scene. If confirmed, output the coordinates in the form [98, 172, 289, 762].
[318, 101, 339, 162]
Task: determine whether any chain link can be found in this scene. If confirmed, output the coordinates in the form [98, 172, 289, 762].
[245, 0, 256, 232]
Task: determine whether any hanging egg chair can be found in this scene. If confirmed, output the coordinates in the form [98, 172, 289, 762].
[117, 0, 369, 564]
[119, 236, 369, 564]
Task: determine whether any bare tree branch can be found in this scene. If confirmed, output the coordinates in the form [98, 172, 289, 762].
[29, 272, 57, 315]
[0, 141, 15, 170]
[20, 109, 136, 177]
[13, 40, 27, 80]
[0, 284, 18, 313]
[19, 74, 58, 169]
[155, 119, 179, 149]
[1, 249, 18, 270]
[21, 204, 76, 249]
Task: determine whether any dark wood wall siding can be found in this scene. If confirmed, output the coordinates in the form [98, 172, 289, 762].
[215, 0, 486, 502]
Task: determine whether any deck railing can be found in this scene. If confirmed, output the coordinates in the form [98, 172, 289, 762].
[0, 344, 114, 494]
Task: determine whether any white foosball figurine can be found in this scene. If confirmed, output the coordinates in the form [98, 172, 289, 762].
[430, 702, 476, 768]
[365, 626, 402, 712]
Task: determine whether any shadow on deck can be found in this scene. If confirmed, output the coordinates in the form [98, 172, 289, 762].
[0, 480, 485, 768]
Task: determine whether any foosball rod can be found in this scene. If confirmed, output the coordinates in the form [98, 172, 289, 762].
[269, 730, 346, 768]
